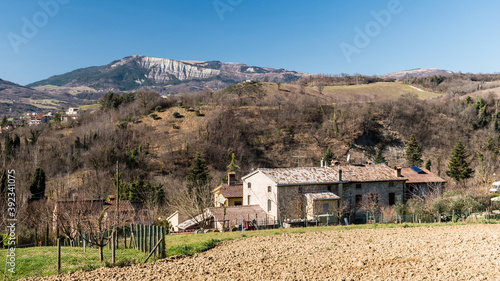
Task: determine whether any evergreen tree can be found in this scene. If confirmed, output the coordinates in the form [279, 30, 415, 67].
[123, 174, 164, 206]
[0, 116, 7, 127]
[224, 152, 241, 182]
[226, 153, 240, 173]
[30, 168, 46, 200]
[0, 170, 7, 203]
[446, 140, 474, 182]
[12, 134, 20, 150]
[425, 159, 432, 170]
[323, 148, 335, 166]
[373, 150, 386, 164]
[405, 134, 423, 167]
[4, 135, 13, 160]
[186, 152, 211, 195]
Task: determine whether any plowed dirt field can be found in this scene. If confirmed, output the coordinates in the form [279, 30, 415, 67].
[24, 224, 500, 280]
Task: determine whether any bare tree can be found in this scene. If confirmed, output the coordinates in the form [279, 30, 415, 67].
[169, 182, 213, 230]
[316, 83, 325, 95]
[361, 189, 381, 222]
[81, 207, 110, 262]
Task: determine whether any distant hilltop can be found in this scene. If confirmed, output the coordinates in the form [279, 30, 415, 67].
[382, 68, 453, 80]
[28, 55, 308, 94]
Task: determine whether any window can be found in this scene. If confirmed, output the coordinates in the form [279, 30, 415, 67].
[247, 182, 251, 188]
[388, 182, 394, 187]
[389, 193, 395, 205]
[248, 195, 251, 205]
[322, 203, 329, 214]
[234, 201, 242, 206]
[355, 194, 362, 207]
[268, 200, 272, 212]
[356, 183, 362, 189]
[268, 186, 272, 192]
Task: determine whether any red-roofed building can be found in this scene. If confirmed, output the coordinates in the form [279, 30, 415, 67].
[29, 115, 51, 126]
[400, 167, 446, 201]
[176, 205, 271, 231]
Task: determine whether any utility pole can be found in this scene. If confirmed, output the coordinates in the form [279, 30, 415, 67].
[115, 160, 120, 249]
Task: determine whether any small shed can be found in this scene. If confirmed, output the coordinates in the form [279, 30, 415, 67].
[166, 211, 191, 232]
[176, 205, 271, 231]
[303, 191, 340, 220]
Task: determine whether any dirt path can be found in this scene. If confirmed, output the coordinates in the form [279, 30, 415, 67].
[408, 85, 424, 92]
[24, 224, 500, 280]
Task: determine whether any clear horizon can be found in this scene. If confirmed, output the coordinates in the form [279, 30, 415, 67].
[2, 1, 500, 85]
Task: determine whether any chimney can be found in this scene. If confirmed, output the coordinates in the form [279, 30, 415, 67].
[228, 172, 236, 185]
[395, 167, 402, 177]
[321, 157, 325, 167]
[338, 169, 343, 182]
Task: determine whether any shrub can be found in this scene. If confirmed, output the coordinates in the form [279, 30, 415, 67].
[118, 121, 128, 129]
[126, 116, 139, 123]
[150, 113, 158, 119]
[173, 112, 181, 118]
[155, 105, 162, 112]
[195, 110, 204, 116]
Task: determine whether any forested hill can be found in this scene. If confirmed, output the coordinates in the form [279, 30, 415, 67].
[2, 80, 499, 205]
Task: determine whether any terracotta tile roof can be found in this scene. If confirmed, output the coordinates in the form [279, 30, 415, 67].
[176, 205, 270, 230]
[216, 183, 243, 198]
[303, 191, 340, 201]
[251, 164, 406, 185]
[208, 205, 271, 225]
[105, 200, 136, 213]
[341, 165, 405, 182]
[55, 199, 105, 215]
[55, 199, 136, 216]
[400, 167, 446, 184]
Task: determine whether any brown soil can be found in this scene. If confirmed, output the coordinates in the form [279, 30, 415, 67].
[24, 224, 500, 280]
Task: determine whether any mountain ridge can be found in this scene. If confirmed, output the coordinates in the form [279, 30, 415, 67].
[382, 68, 453, 79]
[28, 55, 307, 94]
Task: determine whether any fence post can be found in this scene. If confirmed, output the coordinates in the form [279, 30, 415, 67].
[107, 230, 111, 250]
[153, 226, 156, 259]
[144, 224, 147, 253]
[124, 226, 127, 249]
[149, 225, 153, 255]
[83, 234, 86, 253]
[155, 226, 159, 258]
[161, 227, 166, 258]
[116, 227, 119, 250]
[140, 225, 143, 252]
[112, 231, 116, 265]
[57, 238, 61, 274]
[143, 225, 146, 253]
[144, 225, 147, 254]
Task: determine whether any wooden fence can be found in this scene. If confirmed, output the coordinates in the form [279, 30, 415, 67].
[129, 224, 167, 259]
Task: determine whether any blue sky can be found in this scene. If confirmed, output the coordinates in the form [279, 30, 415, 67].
[1, 0, 500, 85]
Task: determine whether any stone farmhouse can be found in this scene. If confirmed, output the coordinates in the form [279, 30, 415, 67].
[173, 163, 445, 230]
[241, 164, 409, 223]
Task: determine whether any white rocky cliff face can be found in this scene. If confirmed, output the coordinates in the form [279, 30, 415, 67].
[138, 57, 221, 83]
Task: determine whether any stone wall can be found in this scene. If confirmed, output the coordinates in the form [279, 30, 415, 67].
[278, 184, 338, 220]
